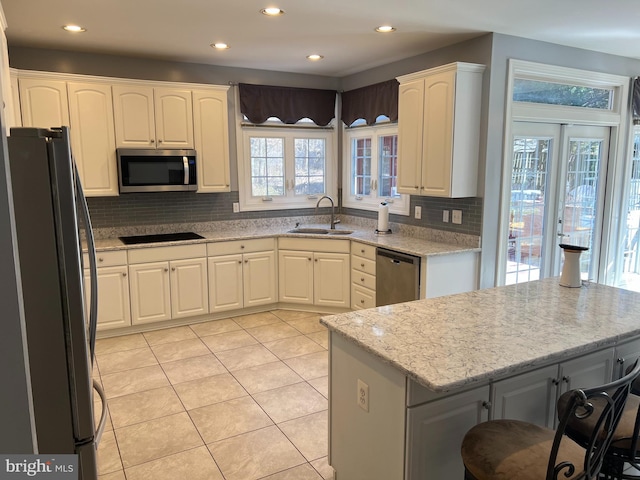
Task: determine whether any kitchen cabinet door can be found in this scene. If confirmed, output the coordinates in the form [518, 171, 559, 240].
[67, 82, 118, 196]
[396, 78, 424, 195]
[169, 257, 208, 319]
[84, 266, 131, 331]
[614, 337, 640, 379]
[154, 88, 193, 149]
[19, 78, 69, 128]
[314, 252, 350, 308]
[193, 89, 230, 193]
[9, 74, 21, 128]
[278, 250, 314, 305]
[112, 85, 156, 148]
[492, 364, 557, 428]
[558, 348, 614, 395]
[243, 250, 277, 307]
[208, 254, 244, 313]
[406, 385, 490, 480]
[129, 261, 172, 325]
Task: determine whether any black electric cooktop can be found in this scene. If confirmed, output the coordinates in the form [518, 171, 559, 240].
[119, 232, 205, 245]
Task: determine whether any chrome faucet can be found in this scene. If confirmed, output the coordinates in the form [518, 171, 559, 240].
[315, 195, 340, 229]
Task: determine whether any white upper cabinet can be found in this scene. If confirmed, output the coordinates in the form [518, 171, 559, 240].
[112, 85, 194, 149]
[67, 82, 119, 196]
[397, 62, 485, 198]
[192, 89, 230, 193]
[154, 88, 193, 148]
[18, 78, 70, 128]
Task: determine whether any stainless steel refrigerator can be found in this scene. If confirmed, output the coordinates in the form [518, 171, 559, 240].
[7, 127, 107, 480]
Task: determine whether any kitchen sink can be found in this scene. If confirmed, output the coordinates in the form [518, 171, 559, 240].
[287, 228, 353, 235]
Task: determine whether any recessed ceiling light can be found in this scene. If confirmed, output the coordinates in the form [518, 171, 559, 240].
[375, 25, 396, 33]
[261, 7, 285, 16]
[62, 25, 86, 33]
[306, 54, 324, 61]
[211, 43, 230, 50]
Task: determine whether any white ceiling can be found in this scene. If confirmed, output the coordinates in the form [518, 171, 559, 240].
[2, 0, 639, 77]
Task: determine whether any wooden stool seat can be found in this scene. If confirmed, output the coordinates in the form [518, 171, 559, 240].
[461, 419, 585, 480]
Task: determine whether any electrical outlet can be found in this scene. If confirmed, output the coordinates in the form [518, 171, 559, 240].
[452, 209, 463, 224]
[442, 210, 450, 223]
[357, 379, 369, 412]
[232, 202, 240, 213]
[414, 206, 422, 220]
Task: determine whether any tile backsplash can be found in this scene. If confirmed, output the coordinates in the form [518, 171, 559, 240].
[87, 191, 482, 236]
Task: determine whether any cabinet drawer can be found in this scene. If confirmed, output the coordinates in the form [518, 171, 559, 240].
[352, 256, 376, 276]
[279, 237, 350, 254]
[351, 269, 376, 290]
[351, 242, 376, 261]
[84, 250, 127, 267]
[128, 244, 207, 264]
[207, 238, 275, 256]
[352, 284, 376, 310]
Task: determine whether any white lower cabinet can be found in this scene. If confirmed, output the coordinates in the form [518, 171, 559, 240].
[128, 244, 208, 325]
[278, 238, 350, 308]
[613, 337, 640, 379]
[406, 386, 490, 480]
[208, 248, 277, 313]
[351, 241, 376, 309]
[84, 251, 131, 331]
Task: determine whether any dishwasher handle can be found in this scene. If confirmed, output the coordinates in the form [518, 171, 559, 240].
[376, 248, 420, 265]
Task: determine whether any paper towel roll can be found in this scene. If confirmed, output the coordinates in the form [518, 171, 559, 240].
[377, 202, 389, 232]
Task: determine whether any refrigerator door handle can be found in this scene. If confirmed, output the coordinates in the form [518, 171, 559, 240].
[92, 379, 107, 446]
[74, 163, 98, 364]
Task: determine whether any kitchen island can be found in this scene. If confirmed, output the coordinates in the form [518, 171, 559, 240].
[320, 278, 640, 479]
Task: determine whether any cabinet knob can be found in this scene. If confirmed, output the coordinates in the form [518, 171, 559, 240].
[361, 277, 365, 282]
[361, 249, 365, 254]
[122, 272, 127, 277]
[164, 268, 169, 272]
[158, 139, 163, 143]
[238, 260, 242, 264]
[360, 299, 365, 304]
[552, 378, 560, 385]
[308, 257, 312, 261]
[482, 401, 491, 410]
[171, 267, 176, 271]
[244, 260, 248, 263]
[361, 263, 365, 267]
[315, 258, 318, 262]
[617, 357, 625, 364]
[150, 139, 155, 143]
[98, 257, 104, 262]
[226, 184, 230, 187]
[415, 186, 419, 189]
[562, 376, 570, 384]
[241, 245, 245, 249]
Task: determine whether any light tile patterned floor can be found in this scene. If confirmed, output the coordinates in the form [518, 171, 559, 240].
[93, 310, 334, 480]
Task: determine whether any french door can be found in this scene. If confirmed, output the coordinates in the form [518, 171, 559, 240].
[505, 122, 610, 285]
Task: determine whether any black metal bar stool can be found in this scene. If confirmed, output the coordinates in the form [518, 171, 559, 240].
[558, 370, 640, 479]
[460, 361, 640, 480]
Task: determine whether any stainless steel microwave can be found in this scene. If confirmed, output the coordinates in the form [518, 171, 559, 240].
[117, 149, 197, 193]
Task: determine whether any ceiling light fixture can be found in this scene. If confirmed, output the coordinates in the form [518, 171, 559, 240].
[306, 54, 324, 61]
[375, 25, 396, 33]
[62, 25, 86, 33]
[261, 7, 285, 16]
[211, 43, 230, 50]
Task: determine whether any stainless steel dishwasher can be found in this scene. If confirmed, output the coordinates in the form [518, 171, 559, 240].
[376, 248, 421, 306]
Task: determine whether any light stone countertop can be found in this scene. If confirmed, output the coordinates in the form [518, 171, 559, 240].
[320, 278, 640, 393]
[90, 222, 480, 259]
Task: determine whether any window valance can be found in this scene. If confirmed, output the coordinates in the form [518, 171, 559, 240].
[239, 83, 337, 126]
[341, 79, 399, 126]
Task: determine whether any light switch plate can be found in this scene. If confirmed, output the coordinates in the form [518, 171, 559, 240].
[452, 210, 463, 224]
[233, 202, 240, 213]
[442, 210, 450, 223]
[414, 206, 422, 219]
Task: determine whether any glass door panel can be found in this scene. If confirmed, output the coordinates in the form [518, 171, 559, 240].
[555, 126, 609, 280]
[506, 123, 560, 285]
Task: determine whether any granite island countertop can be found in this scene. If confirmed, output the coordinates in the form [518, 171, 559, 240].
[90, 222, 480, 259]
[320, 278, 640, 393]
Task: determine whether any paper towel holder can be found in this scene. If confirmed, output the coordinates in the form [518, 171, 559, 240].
[375, 228, 392, 235]
[376, 201, 392, 235]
